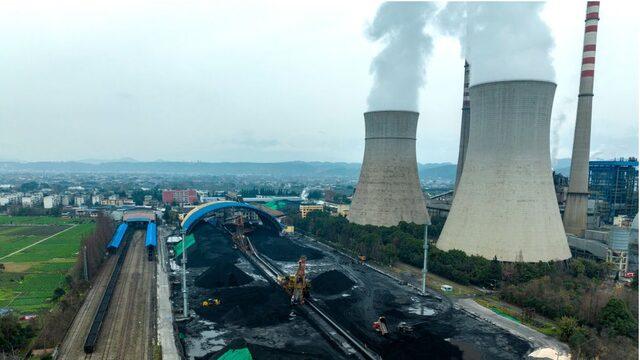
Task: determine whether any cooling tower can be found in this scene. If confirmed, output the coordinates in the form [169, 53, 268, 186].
[348, 111, 429, 227]
[437, 81, 571, 262]
[454, 61, 471, 193]
[563, 1, 600, 237]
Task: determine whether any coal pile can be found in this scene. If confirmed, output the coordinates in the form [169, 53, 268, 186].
[195, 285, 292, 327]
[187, 222, 238, 267]
[195, 261, 253, 289]
[311, 270, 355, 296]
[251, 229, 323, 262]
[209, 338, 330, 360]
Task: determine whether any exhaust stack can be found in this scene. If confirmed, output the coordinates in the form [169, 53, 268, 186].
[454, 61, 471, 193]
[563, 1, 601, 236]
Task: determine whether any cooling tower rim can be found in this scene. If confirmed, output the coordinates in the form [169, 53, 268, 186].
[364, 110, 419, 116]
[469, 79, 557, 90]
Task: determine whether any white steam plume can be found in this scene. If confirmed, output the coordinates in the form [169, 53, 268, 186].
[366, 2, 437, 112]
[437, 2, 555, 86]
[551, 97, 573, 169]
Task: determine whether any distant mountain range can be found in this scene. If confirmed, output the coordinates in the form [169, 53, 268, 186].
[0, 158, 572, 180]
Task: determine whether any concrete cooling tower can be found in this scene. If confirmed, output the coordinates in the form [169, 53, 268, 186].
[437, 81, 571, 262]
[348, 111, 429, 227]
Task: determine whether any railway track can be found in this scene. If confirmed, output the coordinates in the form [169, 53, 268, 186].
[245, 238, 381, 360]
[84, 230, 154, 360]
[57, 256, 117, 358]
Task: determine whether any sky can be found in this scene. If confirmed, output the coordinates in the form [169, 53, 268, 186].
[0, 0, 637, 164]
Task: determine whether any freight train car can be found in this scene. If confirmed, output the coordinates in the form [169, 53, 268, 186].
[145, 222, 157, 261]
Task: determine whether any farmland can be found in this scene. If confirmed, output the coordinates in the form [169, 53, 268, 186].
[0, 216, 95, 314]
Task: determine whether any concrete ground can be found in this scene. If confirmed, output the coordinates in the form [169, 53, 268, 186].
[156, 226, 181, 360]
[454, 298, 570, 359]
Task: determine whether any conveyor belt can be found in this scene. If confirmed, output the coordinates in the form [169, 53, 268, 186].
[245, 238, 381, 360]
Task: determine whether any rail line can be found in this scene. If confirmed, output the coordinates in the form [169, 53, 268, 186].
[245, 238, 381, 360]
[83, 230, 133, 354]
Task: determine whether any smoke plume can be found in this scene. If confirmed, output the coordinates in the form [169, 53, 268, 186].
[437, 2, 555, 86]
[366, 2, 437, 111]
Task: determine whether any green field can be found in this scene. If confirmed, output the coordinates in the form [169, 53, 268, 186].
[0, 217, 95, 313]
[0, 215, 74, 225]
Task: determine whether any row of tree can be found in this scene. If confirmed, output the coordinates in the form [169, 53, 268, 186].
[295, 211, 561, 288]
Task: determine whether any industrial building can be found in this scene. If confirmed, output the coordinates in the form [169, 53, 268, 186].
[567, 215, 638, 277]
[589, 159, 638, 224]
[348, 111, 429, 227]
[437, 81, 571, 262]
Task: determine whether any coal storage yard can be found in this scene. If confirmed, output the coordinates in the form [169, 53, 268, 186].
[170, 221, 532, 359]
[170, 222, 341, 360]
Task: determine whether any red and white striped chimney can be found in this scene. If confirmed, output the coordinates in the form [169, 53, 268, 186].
[454, 61, 470, 193]
[580, 1, 599, 88]
[563, 1, 600, 237]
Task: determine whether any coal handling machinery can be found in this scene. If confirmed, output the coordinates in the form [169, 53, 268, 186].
[278, 255, 310, 305]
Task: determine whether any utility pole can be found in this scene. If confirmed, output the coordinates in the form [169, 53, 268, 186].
[83, 245, 89, 281]
[422, 221, 430, 294]
[181, 231, 188, 318]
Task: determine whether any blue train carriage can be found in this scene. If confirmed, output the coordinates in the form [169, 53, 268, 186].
[106, 223, 128, 253]
[145, 222, 157, 261]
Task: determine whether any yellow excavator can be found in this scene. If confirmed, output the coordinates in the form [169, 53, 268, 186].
[278, 256, 309, 305]
[202, 298, 221, 307]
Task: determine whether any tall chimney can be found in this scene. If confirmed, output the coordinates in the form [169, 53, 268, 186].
[563, 1, 600, 237]
[454, 61, 471, 193]
[348, 111, 429, 226]
[437, 81, 571, 262]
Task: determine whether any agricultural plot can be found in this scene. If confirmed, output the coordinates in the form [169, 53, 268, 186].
[0, 218, 95, 314]
[0, 215, 73, 225]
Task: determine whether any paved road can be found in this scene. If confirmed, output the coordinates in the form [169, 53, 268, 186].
[58, 229, 156, 360]
[455, 298, 570, 358]
[156, 226, 181, 360]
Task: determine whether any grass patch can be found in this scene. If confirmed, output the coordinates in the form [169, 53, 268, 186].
[0, 221, 95, 314]
[0, 215, 73, 225]
[7, 224, 93, 263]
[0, 225, 70, 259]
[474, 297, 559, 337]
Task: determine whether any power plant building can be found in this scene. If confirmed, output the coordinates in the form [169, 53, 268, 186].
[589, 159, 638, 224]
[348, 111, 429, 227]
[437, 81, 571, 262]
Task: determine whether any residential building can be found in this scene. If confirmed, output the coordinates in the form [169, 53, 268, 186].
[162, 189, 197, 205]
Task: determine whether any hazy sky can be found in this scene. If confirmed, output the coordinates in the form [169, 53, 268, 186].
[0, 1, 637, 164]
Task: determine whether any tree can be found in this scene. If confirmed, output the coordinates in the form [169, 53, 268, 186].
[598, 298, 636, 337]
[307, 190, 323, 200]
[52, 287, 66, 301]
[487, 256, 503, 288]
[558, 316, 580, 342]
[19, 181, 39, 192]
[0, 314, 35, 353]
[132, 189, 145, 206]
